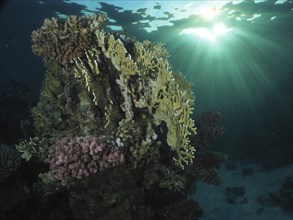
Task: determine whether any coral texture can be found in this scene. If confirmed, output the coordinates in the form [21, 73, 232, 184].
[48, 136, 124, 181]
[32, 15, 106, 65]
[0, 144, 22, 182]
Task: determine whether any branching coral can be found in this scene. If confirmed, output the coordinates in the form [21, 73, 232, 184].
[139, 54, 196, 168]
[74, 49, 102, 105]
[32, 15, 106, 65]
[72, 28, 196, 168]
[36, 27, 196, 167]
[16, 137, 54, 163]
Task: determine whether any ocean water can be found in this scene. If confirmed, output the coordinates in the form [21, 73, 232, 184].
[0, 0, 292, 220]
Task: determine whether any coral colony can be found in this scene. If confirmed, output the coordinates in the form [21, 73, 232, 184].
[48, 136, 124, 181]
[13, 15, 225, 219]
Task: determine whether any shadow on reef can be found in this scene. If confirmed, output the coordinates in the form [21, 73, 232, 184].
[1, 15, 227, 220]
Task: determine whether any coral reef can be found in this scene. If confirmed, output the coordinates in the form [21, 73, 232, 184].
[31, 15, 196, 169]
[0, 144, 22, 182]
[14, 15, 226, 220]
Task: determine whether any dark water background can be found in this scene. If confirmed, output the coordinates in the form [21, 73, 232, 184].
[0, 0, 292, 168]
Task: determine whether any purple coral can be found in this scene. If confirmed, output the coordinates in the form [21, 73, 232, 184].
[196, 111, 225, 148]
[48, 136, 124, 181]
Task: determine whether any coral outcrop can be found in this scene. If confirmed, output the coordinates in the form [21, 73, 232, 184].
[31, 14, 196, 169]
[15, 15, 225, 220]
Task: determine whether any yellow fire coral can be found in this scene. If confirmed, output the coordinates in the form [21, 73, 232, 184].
[149, 59, 196, 168]
[74, 49, 102, 105]
[76, 32, 196, 168]
[95, 30, 138, 78]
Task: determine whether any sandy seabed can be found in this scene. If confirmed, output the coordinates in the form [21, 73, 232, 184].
[191, 160, 293, 220]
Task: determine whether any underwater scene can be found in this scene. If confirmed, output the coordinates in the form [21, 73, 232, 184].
[0, 0, 292, 219]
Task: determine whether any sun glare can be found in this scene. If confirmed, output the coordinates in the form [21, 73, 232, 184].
[180, 23, 232, 43]
[201, 7, 220, 20]
[179, 5, 234, 43]
[212, 23, 233, 36]
[180, 28, 216, 42]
